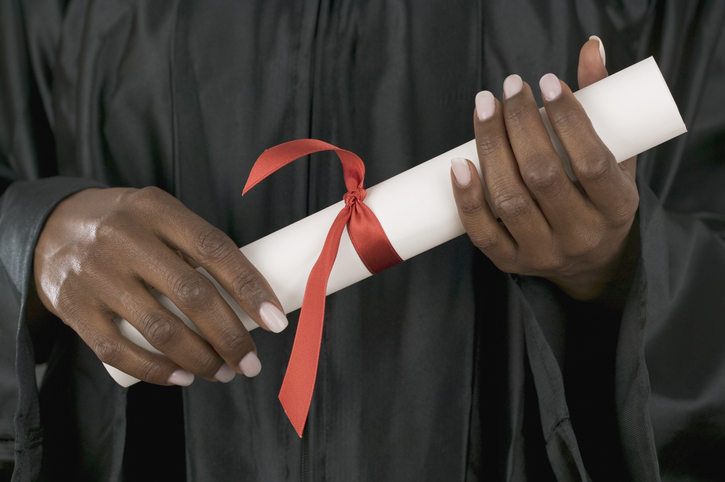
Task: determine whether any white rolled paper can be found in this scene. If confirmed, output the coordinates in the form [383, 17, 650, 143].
[107, 56, 686, 386]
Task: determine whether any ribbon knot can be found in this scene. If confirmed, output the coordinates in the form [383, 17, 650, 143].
[343, 188, 366, 206]
[243, 139, 403, 437]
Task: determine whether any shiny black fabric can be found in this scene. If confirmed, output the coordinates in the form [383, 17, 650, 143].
[1, 1, 725, 481]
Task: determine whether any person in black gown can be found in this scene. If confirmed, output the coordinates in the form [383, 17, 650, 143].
[2, 1, 725, 480]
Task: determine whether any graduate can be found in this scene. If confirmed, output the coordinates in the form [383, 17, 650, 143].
[1, 1, 724, 480]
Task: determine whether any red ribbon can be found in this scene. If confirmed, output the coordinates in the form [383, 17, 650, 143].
[243, 139, 403, 437]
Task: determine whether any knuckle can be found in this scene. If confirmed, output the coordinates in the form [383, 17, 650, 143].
[585, 145, 616, 166]
[458, 191, 486, 217]
[548, 106, 587, 135]
[137, 359, 165, 383]
[470, 228, 500, 252]
[172, 272, 214, 306]
[194, 227, 235, 262]
[55, 285, 82, 319]
[190, 350, 220, 378]
[522, 157, 563, 194]
[217, 328, 251, 355]
[562, 230, 600, 258]
[92, 336, 124, 365]
[504, 102, 535, 128]
[93, 210, 132, 245]
[493, 192, 530, 220]
[577, 155, 613, 184]
[130, 186, 166, 205]
[608, 198, 639, 227]
[476, 134, 507, 158]
[139, 311, 181, 347]
[124, 186, 171, 216]
[231, 268, 264, 302]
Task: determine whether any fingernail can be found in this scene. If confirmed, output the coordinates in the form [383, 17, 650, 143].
[214, 363, 236, 383]
[539, 73, 562, 101]
[451, 158, 471, 186]
[168, 370, 194, 386]
[503, 74, 523, 99]
[589, 35, 606, 67]
[475, 91, 495, 121]
[239, 352, 262, 377]
[259, 302, 288, 333]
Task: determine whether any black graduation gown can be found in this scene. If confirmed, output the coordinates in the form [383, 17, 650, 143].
[1, 1, 724, 480]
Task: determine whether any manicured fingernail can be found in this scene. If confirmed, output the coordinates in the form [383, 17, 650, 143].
[259, 302, 288, 333]
[451, 158, 471, 186]
[239, 352, 261, 377]
[540, 73, 562, 101]
[503, 74, 523, 99]
[589, 35, 606, 67]
[475, 90, 495, 121]
[214, 363, 236, 383]
[168, 370, 194, 386]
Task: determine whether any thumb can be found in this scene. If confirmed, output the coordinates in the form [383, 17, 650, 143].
[578, 36, 608, 89]
[577, 37, 638, 179]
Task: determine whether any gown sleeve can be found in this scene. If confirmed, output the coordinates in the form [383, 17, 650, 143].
[0, 1, 103, 479]
[606, 9, 725, 477]
[508, 4, 725, 479]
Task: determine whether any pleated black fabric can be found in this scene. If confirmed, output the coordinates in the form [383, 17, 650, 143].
[1, 1, 725, 481]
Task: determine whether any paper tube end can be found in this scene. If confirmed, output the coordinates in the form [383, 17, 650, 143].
[647, 56, 688, 135]
[573, 56, 688, 162]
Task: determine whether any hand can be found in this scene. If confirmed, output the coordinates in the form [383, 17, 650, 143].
[450, 38, 639, 301]
[34, 186, 288, 385]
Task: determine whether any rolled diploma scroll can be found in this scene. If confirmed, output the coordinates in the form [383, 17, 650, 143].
[107, 56, 686, 386]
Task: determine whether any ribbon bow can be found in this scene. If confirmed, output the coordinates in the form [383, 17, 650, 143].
[243, 139, 403, 437]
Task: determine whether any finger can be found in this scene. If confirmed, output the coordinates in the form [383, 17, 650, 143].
[576, 36, 639, 211]
[473, 88, 551, 249]
[450, 157, 517, 268]
[578, 36, 608, 89]
[539, 74, 638, 225]
[499, 76, 589, 232]
[105, 278, 236, 382]
[66, 306, 194, 386]
[132, 187, 288, 335]
[134, 236, 261, 376]
[620, 156, 637, 182]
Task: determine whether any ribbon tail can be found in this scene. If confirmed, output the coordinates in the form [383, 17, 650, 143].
[348, 203, 404, 274]
[278, 208, 350, 437]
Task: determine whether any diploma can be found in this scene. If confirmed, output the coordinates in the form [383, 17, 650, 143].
[106, 56, 686, 386]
